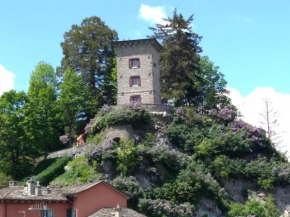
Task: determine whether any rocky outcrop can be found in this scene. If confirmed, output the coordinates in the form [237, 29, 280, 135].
[197, 199, 223, 217]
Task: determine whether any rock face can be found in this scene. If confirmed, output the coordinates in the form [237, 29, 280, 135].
[223, 178, 255, 203]
[223, 178, 290, 215]
[197, 199, 223, 217]
[105, 125, 135, 141]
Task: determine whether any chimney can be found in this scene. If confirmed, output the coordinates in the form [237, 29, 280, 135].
[46, 186, 51, 194]
[35, 182, 42, 196]
[114, 205, 121, 217]
[27, 180, 36, 195]
[9, 181, 17, 187]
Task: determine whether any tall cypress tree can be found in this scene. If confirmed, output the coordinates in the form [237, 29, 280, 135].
[150, 9, 202, 106]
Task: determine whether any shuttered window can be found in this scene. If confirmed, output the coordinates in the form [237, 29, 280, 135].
[129, 58, 140, 68]
[129, 76, 141, 86]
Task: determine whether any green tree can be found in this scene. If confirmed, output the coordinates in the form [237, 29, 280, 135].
[58, 69, 87, 146]
[198, 56, 230, 112]
[57, 16, 118, 117]
[0, 91, 39, 179]
[150, 9, 202, 106]
[26, 62, 62, 155]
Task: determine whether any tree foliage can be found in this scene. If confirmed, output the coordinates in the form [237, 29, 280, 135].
[58, 69, 88, 146]
[0, 91, 38, 179]
[57, 16, 118, 116]
[150, 9, 202, 106]
[26, 62, 62, 154]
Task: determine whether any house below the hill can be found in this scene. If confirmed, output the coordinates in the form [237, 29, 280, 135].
[0, 180, 145, 217]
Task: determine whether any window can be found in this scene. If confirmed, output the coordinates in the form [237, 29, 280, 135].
[129, 58, 140, 68]
[67, 208, 76, 217]
[129, 76, 141, 86]
[130, 95, 141, 103]
[42, 210, 53, 217]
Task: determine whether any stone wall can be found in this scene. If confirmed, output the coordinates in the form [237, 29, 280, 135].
[115, 39, 161, 105]
[47, 145, 93, 159]
[104, 125, 135, 141]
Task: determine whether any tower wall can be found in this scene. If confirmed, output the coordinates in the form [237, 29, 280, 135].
[114, 40, 161, 105]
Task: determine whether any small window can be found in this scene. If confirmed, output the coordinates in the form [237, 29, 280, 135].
[129, 76, 141, 86]
[67, 208, 76, 217]
[130, 95, 141, 103]
[129, 58, 140, 68]
[42, 210, 53, 217]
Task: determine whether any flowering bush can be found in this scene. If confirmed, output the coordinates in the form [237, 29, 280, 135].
[100, 104, 111, 115]
[175, 107, 185, 119]
[230, 120, 267, 147]
[84, 119, 94, 134]
[59, 135, 69, 144]
[147, 146, 189, 171]
[138, 199, 195, 217]
[217, 107, 237, 123]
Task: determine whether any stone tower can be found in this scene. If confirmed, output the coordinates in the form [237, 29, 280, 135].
[113, 38, 162, 105]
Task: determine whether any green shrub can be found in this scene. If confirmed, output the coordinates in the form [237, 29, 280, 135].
[50, 157, 100, 186]
[213, 155, 231, 178]
[86, 131, 105, 146]
[117, 140, 142, 175]
[228, 195, 280, 217]
[0, 172, 11, 188]
[35, 157, 71, 185]
[138, 198, 195, 217]
[112, 176, 144, 208]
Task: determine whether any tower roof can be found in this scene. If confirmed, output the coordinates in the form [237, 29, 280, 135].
[113, 38, 162, 52]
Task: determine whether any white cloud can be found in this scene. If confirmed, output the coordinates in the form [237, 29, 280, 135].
[228, 87, 290, 156]
[138, 4, 167, 25]
[0, 64, 15, 96]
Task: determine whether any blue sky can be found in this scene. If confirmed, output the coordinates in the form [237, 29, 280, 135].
[1, 1, 290, 152]
[0, 0, 289, 96]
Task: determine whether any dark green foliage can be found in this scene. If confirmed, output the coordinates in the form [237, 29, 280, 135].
[35, 157, 71, 185]
[0, 90, 39, 179]
[112, 176, 144, 208]
[0, 173, 11, 189]
[150, 9, 202, 106]
[57, 16, 118, 117]
[58, 69, 89, 146]
[148, 146, 189, 172]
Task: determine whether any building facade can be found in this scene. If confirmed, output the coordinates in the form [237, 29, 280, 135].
[113, 38, 162, 105]
[0, 181, 129, 217]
